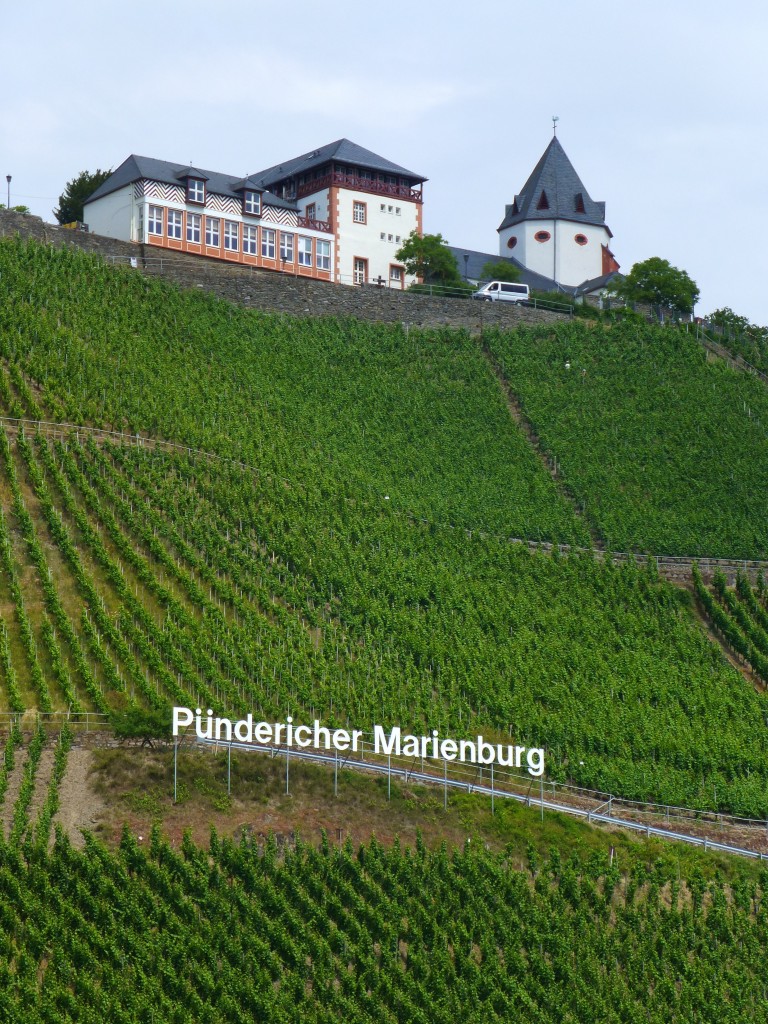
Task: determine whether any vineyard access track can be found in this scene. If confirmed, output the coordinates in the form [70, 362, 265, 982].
[1, 415, 763, 587]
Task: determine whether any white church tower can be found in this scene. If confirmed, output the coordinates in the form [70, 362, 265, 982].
[497, 134, 619, 288]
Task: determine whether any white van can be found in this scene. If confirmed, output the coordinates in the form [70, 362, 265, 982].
[472, 281, 530, 304]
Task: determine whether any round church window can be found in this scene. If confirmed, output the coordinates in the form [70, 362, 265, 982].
[507, 236, 517, 249]
[534, 230, 551, 243]
[575, 233, 588, 246]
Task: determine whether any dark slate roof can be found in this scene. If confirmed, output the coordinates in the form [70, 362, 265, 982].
[498, 137, 611, 234]
[84, 155, 296, 211]
[446, 246, 576, 295]
[573, 271, 623, 296]
[250, 138, 427, 188]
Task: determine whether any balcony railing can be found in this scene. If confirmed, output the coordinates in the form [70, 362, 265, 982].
[296, 215, 332, 233]
[297, 171, 423, 203]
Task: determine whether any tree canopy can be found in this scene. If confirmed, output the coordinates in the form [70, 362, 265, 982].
[54, 168, 112, 225]
[613, 257, 699, 319]
[479, 260, 521, 283]
[395, 231, 462, 285]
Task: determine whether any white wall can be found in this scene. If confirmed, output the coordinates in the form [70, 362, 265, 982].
[335, 188, 419, 285]
[499, 219, 611, 287]
[83, 185, 135, 240]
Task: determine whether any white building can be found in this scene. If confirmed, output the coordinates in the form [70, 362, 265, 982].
[250, 139, 426, 289]
[497, 136, 619, 289]
[83, 140, 426, 288]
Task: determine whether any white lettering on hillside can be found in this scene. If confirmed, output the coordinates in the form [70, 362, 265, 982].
[172, 707, 544, 777]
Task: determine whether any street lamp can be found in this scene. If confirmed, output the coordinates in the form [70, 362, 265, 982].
[5, 175, 10, 211]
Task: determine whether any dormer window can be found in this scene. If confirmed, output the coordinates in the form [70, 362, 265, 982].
[243, 190, 261, 216]
[536, 191, 550, 210]
[187, 178, 205, 204]
[574, 192, 586, 213]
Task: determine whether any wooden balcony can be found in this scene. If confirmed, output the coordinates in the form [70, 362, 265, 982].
[297, 215, 332, 233]
[297, 171, 423, 203]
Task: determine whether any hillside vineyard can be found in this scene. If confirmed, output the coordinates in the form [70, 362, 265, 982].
[3, 234, 768, 1020]
[3, 827, 768, 1023]
[0, 237, 767, 815]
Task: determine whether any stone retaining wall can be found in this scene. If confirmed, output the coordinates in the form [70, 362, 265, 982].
[0, 211, 564, 331]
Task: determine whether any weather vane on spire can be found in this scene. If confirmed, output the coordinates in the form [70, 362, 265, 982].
[552, 115, 559, 136]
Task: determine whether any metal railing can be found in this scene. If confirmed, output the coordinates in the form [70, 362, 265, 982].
[183, 730, 768, 861]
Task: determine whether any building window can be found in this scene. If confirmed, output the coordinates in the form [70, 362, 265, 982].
[243, 225, 258, 255]
[380, 203, 386, 212]
[224, 220, 239, 251]
[353, 201, 367, 224]
[574, 233, 588, 246]
[387, 234, 393, 242]
[395, 235, 401, 244]
[395, 207, 401, 216]
[167, 210, 183, 239]
[317, 239, 331, 271]
[205, 216, 220, 247]
[187, 178, 205, 204]
[305, 202, 316, 222]
[574, 192, 585, 213]
[536, 191, 550, 210]
[298, 236, 313, 267]
[389, 265, 403, 286]
[280, 232, 294, 263]
[243, 190, 261, 216]
[507, 236, 518, 249]
[261, 228, 276, 259]
[380, 232, 386, 240]
[534, 230, 551, 242]
[187, 212, 201, 244]
[353, 257, 367, 285]
[148, 205, 163, 235]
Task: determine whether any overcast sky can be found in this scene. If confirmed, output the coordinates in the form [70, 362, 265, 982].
[2, 1, 766, 321]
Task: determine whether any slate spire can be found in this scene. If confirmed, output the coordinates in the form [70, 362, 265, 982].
[498, 137, 611, 235]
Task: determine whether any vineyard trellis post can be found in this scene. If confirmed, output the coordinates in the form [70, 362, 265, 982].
[173, 737, 178, 804]
[491, 762, 494, 815]
[227, 741, 232, 796]
[540, 775, 544, 822]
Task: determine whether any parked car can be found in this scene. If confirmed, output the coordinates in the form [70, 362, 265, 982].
[472, 281, 530, 304]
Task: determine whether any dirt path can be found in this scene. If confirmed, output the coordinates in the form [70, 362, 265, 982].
[25, 743, 55, 829]
[481, 342, 605, 550]
[1, 744, 29, 839]
[53, 745, 106, 849]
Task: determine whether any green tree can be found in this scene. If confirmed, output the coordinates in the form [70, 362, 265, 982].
[709, 306, 767, 340]
[479, 260, 521, 283]
[54, 168, 112, 224]
[613, 257, 699, 320]
[395, 231, 462, 285]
